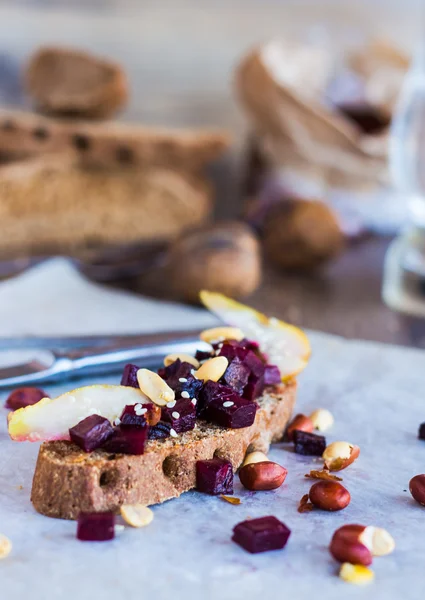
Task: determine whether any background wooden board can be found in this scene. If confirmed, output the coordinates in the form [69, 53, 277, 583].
[0, 0, 424, 348]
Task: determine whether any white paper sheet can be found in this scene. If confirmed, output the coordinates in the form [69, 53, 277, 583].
[0, 259, 424, 600]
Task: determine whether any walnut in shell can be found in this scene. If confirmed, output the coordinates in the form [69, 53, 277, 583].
[262, 199, 344, 271]
[165, 222, 261, 303]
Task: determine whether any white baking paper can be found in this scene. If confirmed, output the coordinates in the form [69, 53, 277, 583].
[0, 259, 424, 600]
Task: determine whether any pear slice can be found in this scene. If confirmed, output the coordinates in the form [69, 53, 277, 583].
[200, 291, 311, 380]
[8, 384, 147, 442]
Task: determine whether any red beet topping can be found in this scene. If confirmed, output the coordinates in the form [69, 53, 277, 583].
[5, 387, 47, 411]
[120, 363, 140, 388]
[161, 398, 196, 433]
[198, 380, 235, 416]
[204, 395, 257, 429]
[77, 512, 115, 541]
[69, 415, 114, 452]
[102, 424, 147, 455]
[223, 357, 250, 394]
[158, 359, 203, 401]
[293, 430, 326, 456]
[196, 458, 233, 495]
[232, 516, 291, 554]
[120, 404, 148, 428]
[264, 364, 281, 385]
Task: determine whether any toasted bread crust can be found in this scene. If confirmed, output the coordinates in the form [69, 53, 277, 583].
[31, 382, 296, 519]
[0, 109, 230, 172]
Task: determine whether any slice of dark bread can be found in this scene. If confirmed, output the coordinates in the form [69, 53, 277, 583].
[31, 382, 296, 519]
[0, 109, 230, 172]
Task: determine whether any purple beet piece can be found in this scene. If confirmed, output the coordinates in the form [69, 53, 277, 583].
[264, 364, 281, 386]
[5, 387, 47, 411]
[244, 350, 266, 378]
[205, 395, 258, 429]
[158, 359, 203, 400]
[218, 341, 249, 363]
[102, 425, 147, 455]
[195, 349, 213, 362]
[120, 364, 140, 388]
[120, 404, 148, 428]
[243, 374, 265, 402]
[223, 357, 250, 394]
[161, 398, 196, 433]
[198, 380, 235, 416]
[77, 512, 115, 541]
[69, 415, 114, 452]
[419, 423, 425, 441]
[232, 516, 291, 554]
[148, 421, 171, 440]
[293, 430, 326, 456]
[196, 458, 233, 495]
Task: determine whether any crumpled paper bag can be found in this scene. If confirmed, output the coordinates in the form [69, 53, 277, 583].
[235, 38, 409, 190]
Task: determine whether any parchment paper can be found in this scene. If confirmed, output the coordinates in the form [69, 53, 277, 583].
[0, 259, 424, 600]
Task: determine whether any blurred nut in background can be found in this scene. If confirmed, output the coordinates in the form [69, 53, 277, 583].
[262, 198, 344, 271]
[164, 221, 261, 303]
[26, 46, 128, 119]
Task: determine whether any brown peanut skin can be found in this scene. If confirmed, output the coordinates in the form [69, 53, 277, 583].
[326, 445, 360, 472]
[330, 525, 372, 566]
[286, 414, 314, 441]
[410, 474, 425, 506]
[238, 461, 287, 491]
[309, 481, 350, 511]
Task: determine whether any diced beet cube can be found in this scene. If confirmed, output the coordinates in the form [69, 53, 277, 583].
[148, 421, 171, 440]
[161, 398, 196, 433]
[195, 349, 213, 362]
[264, 364, 281, 385]
[223, 357, 250, 394]
[196, 458, 233, 495]
[69, 415, 114, 452]
[243, 374, 265, 402]
[419, 423, 425, 441]
[158, 359, 203, 401]
[102, 425, 147, 455]
[198, 380, 235, 416]
[5, 387, 47, 411]
[120, 402, 160, 427]
[218, 341, 249, 363]
[77, 512, 115, 541]
[244, 350, 266, 379]
[205, 395, 257, 429]
[293, 430, 326, 456]
[232, 516, 291, 554]
[120, 364, 140, 388]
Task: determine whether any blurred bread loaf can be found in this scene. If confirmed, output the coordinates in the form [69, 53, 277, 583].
[25, 46, 128, 119]
[0, 155, 213, 257]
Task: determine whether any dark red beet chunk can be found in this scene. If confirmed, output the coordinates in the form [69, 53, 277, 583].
[195, 349, 213, 362]
[161, 398, 196, 433]
[158, 359, 203, 401]
[419, 423, 425, 441]
[196, 458, 233, 495]
[102, 425, 147, 454]
[120, 363, 140, 388]
[264, 364, 281, 386]
[77, 512, 115, 541]
[69, 415, 114, 452]
[223, 357, 250, 394]
[120, 402, 160, 427]
[232, 516, 291, 554]
[205, 395, 257, 429]
[5, 387, 47, 411]
[293, 430, 326, 456]
[198, 380, 235, 416]
[148, 421, 171, 440]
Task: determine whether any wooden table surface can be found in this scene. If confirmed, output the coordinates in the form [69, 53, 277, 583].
[0, 0, 424, 349]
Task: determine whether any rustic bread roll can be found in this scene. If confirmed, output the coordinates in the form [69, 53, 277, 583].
[31, 382, 296, 519]
[0, 156, 212, 257]
[26, 46, 128, 119]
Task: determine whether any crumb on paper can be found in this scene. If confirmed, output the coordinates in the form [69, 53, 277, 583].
[220, 495, 241, 505]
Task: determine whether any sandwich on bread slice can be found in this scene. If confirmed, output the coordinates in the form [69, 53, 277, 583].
[8, 292, 311, 519]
